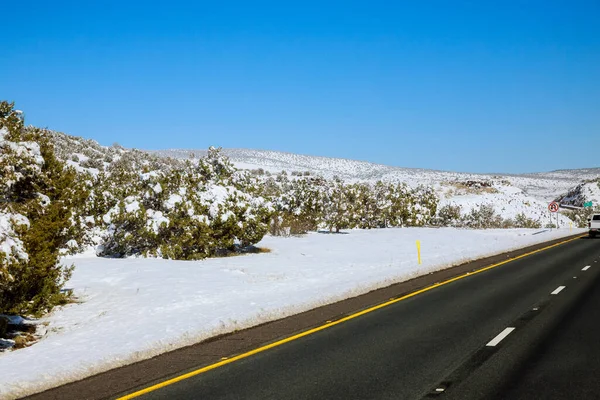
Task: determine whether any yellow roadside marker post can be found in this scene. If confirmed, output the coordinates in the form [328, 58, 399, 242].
[416, 240, 422, 265]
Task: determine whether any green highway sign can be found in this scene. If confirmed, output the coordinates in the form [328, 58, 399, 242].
[584, 201, 593, 208]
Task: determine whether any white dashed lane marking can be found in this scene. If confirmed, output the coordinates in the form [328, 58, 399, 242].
[583, 266, 591, 271]
[487, 327, 516, 347]
[551, 286, 566, 295]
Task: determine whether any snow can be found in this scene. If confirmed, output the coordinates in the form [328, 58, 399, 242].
[165, 194, 183, 210]
[37, 193, 51, 207]
[0, 227, 586, 399]
[200, 184, 230, 204]
[65, 160, 100, 176]
[220, 210, 235, 221]
[0, 213, 30, 263]
[0, 316, 30, 325]
[4, 141, 44, 166]
[1, 128, 44, 188]
[146, 210, 169, 233]
[102, 205, 118, 224]
[7, 214, 29, 229]
[124, 198, 140, 213]
[140, 171, 159, 181]
[74, 153, 89, 162]
[200, 184, 232, 217]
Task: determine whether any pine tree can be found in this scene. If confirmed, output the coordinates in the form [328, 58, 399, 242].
[0, 102, 82, 315]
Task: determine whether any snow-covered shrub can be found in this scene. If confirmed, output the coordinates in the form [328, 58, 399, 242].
[95, 148, 272, 259]
[80, 157, 104, 170]
[564, 207, 598, 228]
[351, 182, 380, 229]
[463, 204, 503, 229]
[322, 177, 355, 233]
[501, 218, 516, 229]
[268, 175, 326, 235]
[408, 186, 438, 226]
[99, 198, 151, 257]
[514, 213, 542, 229]
[385, 183, 415, 227]
[260, 174, 440, 234]
[435, 204, 463, 227]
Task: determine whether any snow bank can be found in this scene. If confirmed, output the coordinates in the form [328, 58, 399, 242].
[0, 227, 586, 398]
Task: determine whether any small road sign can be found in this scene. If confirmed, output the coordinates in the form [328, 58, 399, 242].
[584, 201, 593, 208]
[548, 202, 559, 213]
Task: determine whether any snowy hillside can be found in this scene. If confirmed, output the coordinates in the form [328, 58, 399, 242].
[151, 148, 600, 226]
[150, 148, 599, 198]
[555, 179, 600, 208]
[43, 132, 599, 228]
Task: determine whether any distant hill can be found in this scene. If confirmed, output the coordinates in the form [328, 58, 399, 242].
[149, 148, 600, 202]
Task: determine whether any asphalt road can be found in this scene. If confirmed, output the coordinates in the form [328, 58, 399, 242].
[113, 236, 600, 400]
[486, 244, 600, 400]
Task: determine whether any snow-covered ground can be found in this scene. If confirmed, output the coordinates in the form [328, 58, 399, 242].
[0, 227, 586, 399]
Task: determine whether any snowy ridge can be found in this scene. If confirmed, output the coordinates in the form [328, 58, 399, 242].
[150, 148, 599, 197]
[151, 148, 600, 224]
[48, 134, 599, 208]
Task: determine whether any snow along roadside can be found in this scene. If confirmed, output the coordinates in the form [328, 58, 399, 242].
[0, 227, 586, 399]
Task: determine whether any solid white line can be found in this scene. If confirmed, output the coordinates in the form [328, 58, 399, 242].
[551, 286, 566, 295]
[487, 327, 516, 347]
[583, 266, 591, 271]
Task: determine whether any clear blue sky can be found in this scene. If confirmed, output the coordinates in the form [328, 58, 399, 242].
[2, 1, 599, 173]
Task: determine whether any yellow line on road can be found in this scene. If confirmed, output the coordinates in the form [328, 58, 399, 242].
[117, 235, 585, 399]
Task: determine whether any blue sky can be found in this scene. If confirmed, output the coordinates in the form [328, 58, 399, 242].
[2, 1, 599, 173]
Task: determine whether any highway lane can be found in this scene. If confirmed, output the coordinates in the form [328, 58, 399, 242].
[118, 237, 600, 400]
[487, 250, 600, 400]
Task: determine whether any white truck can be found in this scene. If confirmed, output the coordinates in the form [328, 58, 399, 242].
[589, 214, 600, 238]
